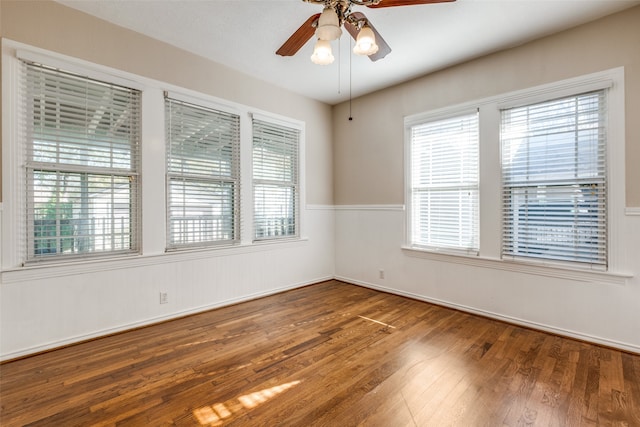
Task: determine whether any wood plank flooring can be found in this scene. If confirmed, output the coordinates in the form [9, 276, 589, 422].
[1, 280, 639, 426]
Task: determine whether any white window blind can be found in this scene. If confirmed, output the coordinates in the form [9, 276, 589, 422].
[165, 97, 240, 248]
[409, 112, 479, 251]
[501, 90, 607, 267]
[23, 61, 141, 261]
[252, 118, 299, 240]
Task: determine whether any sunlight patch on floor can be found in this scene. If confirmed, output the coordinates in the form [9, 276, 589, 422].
[193, 380, 302, 425]
[238, 380, 301, 409]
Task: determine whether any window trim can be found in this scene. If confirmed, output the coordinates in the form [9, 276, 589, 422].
[3, 43, 148, 268]
[403, 67, 628, 281]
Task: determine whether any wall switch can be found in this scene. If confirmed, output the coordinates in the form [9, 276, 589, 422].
[379, 270, 385, 279]
[159, 292, 168, 304]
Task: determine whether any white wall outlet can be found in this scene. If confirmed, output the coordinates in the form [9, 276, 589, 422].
[379, 270, 385, 279]
[159, 292, 168, 304]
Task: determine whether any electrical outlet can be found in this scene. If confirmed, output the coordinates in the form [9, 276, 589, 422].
[159, 292, 168, 304]
[379, 270, 385, 279]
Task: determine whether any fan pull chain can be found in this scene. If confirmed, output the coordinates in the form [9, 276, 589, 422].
[338, 36, 341, 94]
[348, 36, 353, 121]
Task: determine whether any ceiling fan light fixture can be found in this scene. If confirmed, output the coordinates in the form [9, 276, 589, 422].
[311, 39, 335, 65]
[316, 7, 342, 40]
[353, 24, 379, 56]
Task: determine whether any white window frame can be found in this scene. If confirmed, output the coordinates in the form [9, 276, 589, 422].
[500, 90, 608, 269]
[2, 40, 306, 276]
[403, 67, 629, 284]
[251, 113, 303, 242]
[405, 109, 480, 255]
[165, 92, 241, 249]
[23, 61, 142, 262]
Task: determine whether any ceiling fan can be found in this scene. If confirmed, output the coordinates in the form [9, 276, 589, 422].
[276, 0, 456, 65]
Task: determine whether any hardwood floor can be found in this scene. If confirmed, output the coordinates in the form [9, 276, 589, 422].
[1, 280, 639, 426]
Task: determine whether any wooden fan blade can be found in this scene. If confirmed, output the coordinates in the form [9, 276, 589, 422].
[344, 12, 392, 62]
[276, 13, 321, 56]
[368, 0, 455, 8]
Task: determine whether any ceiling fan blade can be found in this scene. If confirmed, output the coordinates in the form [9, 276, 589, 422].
[276, 13, 321, 56]
[367, 0, 455, 8]
[344, 12, 391, 62]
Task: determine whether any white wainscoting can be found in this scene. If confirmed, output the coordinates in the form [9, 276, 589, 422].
[3, 204, 639, 360]
[335, 205, 640, 354]
[0, 207, 335, 361]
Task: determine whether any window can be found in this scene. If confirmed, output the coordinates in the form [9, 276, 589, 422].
[23, 62, 141, 261]
[501, 90, 607, 267]
[165, 97, 240, 248]
[252, 117, 300, 240]
[408, 112, 479, 252]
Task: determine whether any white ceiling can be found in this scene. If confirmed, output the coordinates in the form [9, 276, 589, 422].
[56, 0, 640, 105]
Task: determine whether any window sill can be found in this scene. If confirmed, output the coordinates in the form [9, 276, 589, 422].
[0, 237, 309, 284]
[401, 246, 632, 286]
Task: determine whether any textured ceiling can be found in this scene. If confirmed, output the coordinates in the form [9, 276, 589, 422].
[56, 0, 640, 105]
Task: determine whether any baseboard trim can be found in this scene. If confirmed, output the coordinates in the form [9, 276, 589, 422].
[0, 275, 334, 362]
[335, 275, 640, 355]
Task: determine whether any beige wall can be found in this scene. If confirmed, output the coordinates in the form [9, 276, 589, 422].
[0, 0, 334, 205]
[333, 6, 640, 207]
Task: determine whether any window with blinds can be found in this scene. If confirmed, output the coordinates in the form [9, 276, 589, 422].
[501, 90, 607, 267]
[252, 118, 300, 240]
[23, 62, 141, 261]
[409, 112, 479, 251]
[165, 97, 240, 248]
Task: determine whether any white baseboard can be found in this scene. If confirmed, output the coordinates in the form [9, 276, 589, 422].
[5, 274, 637, 361]
[335, 275, 640, 355]
[0, 275, 333, 362]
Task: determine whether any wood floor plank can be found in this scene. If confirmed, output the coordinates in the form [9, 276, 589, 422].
[1, 280, 639, 426]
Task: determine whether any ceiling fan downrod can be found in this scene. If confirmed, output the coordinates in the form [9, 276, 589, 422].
[303, 0, 377, 27]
